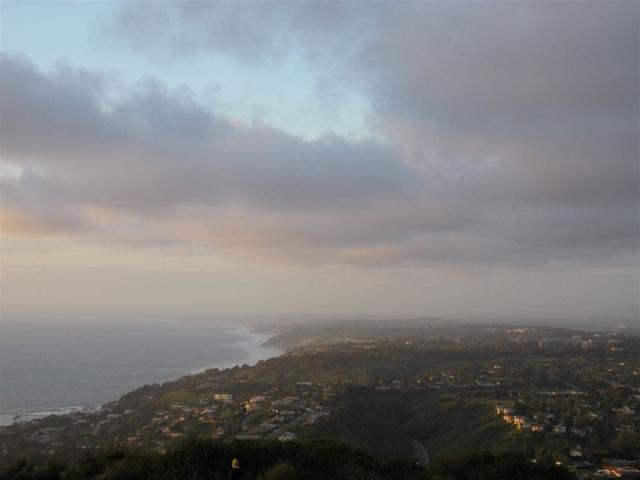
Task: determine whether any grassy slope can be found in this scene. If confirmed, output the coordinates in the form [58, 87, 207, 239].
[311, 389, 575, 461]
[404, 396, 510, 458]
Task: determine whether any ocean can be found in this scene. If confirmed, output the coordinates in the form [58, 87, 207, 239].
[0, 320, 281, 426]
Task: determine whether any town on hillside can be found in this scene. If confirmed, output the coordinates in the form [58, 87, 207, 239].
[1, 322, 639, 479]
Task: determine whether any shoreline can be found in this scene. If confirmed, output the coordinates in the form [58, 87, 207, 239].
[173, 323, 283, 375]
[0, 323, 284, 427]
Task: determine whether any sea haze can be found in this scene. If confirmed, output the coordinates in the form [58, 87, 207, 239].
[0, 320, 280, 424]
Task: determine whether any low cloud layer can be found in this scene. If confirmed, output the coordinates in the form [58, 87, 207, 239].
[1, 1, 638, 271]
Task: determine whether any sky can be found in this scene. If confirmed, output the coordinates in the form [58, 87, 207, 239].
[0, 0, 638, 324]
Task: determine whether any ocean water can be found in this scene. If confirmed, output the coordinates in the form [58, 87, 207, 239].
[0, 320, 281, 425]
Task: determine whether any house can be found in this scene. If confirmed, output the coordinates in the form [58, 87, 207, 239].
[538, 339, 568, 349]
[620, 406, 635, 416]
[569, 448, 582, 458]
[602, 459, 640, 478]
[533, 412, 554, 421]
[513, 415, 528, 426]
[496, 405, 515, 415]
[305, 411, 328, 425]
[278, 432, 297, 442]
[213, 393, 233, 403]
[272, 396, 301, 407]
[235, 434, 262, 441]
[476, 379, 497, 388]
[616, 424, 635, 433]
[553, 424, 567, 434]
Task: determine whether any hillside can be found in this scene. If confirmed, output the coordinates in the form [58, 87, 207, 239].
[1, 324, 637, 478]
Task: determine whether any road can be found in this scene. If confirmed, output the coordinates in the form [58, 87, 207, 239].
[411, 440, 430, 467]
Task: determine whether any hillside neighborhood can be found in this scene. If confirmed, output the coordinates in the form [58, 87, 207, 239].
[1, 324, 638, 479]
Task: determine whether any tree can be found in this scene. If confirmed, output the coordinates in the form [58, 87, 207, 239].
[261, 463, 299, 480]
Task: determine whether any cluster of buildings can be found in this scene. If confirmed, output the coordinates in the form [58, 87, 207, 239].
[234, 390, 330, 441]
[496, 406, 547, 432]
[117, 383, 334, 450]
[495, 404, 598, 436]
[235, 382, 330, 441]
[595, 459, 640, 478]
[0, 377, 336, 460]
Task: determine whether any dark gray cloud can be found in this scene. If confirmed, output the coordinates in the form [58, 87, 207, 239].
[109, 1, 639, 208]
[364, 2, 637, 120]
[0, 55, 418, 214]
[2, 0, 639, 269]
[358, 1, 639, 213]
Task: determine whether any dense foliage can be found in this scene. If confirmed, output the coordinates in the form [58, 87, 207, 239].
[0, 439, 421, 480]
[0, 439, 573, 480]
[428, 451, 574, 480]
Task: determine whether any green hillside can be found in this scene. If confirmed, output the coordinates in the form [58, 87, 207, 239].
[309, 389, 577, 461]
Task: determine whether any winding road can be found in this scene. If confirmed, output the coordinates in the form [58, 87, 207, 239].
[411, 440, 430, 467]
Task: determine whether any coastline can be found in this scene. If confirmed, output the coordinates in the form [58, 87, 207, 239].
[175, 322, 283, 375]
[0, 323, 284, 427]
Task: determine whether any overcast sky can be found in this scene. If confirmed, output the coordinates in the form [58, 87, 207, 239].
[1, 0, 638, 324]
